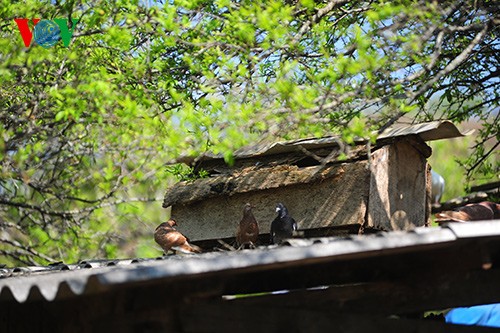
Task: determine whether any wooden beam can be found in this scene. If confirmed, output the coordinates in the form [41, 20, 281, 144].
[367, 136, 430, 230]
[222, 268, 500, 316]
[432, 189, 500, 214]
[163, 164, 349, 207]
[181, 302, 499, 333]
[190, 225, 363, 250]
[175, 238, 500, 316]
[471, 181, 500, 193]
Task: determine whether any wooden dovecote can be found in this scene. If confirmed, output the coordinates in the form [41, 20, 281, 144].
[163, 121, 471, 244]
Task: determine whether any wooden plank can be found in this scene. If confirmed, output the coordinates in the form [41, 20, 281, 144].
[367, 137, 430, 230]
[224, 268, 500, 316]
[164, 163, 357, 207]
[175, 232, 500, 308]
[190, 225, 362, 249]
[181, 302, 499, 333]
[432, 190, 500, 214]
[470, 181, 500, 193]
[171, 162, 369, 241]
[425, 163, 432, 226]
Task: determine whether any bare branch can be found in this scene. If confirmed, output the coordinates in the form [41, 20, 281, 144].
[292, 0, 351, 44]
[0, 238, 57, 263]
[411, 22, 490, 101]
[466, 140, 500, 177]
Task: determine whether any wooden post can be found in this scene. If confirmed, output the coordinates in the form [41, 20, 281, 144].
[367, 136, 431, 230]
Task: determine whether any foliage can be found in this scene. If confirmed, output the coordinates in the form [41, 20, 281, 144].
[429, 136, 474, 202]
[0, 0, 498, 265]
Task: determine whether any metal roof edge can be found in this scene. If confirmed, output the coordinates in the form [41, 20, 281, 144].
[3, 222, 499, 304]
[443, 220, 500, 238]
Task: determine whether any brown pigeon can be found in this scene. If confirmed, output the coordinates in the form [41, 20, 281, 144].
[154, 219, 201, 254]
[435, 201, 500, 223]
[236, 203, 259, 248]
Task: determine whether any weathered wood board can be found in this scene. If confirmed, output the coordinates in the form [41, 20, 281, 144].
[164, 164, 354, 207]
[171, 162, 370, 241]
[366, 138, 430, 230]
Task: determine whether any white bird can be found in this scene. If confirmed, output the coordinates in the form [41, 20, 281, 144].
[431, 169, 445, 205]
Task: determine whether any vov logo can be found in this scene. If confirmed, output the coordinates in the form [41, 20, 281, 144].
[14, 18, 78, 48]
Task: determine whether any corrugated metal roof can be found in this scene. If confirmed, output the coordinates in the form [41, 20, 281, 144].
[1, 221, 499, 304]
[174, 120, 472, 165]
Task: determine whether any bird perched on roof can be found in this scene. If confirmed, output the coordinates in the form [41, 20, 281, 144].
[431, 169, 445, 205]
[154, 219, 201, 254]
[236, 203, 259, 248]
[270, 203, 297, 245]
[435, 201, 500, 223]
